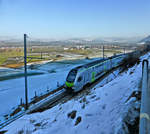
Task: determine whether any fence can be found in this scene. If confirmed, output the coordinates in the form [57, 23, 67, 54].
[139, 59, 150, 134]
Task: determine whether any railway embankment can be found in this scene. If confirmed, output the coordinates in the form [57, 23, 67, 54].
[115, 53, 150, 134]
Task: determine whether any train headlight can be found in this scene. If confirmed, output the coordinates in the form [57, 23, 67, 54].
[65, 81, 74, 88]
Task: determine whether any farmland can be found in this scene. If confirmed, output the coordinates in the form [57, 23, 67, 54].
[0, 45, 132, 68]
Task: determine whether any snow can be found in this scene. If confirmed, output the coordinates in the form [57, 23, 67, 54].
[2, 52, 150, 134]
[0, 58, 100, 122]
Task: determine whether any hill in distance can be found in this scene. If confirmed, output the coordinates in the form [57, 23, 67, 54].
[139, 35, 150, 44]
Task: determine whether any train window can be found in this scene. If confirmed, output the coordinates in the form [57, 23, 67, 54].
[78, 76, 82, 82]
[66, 69, 77, 82]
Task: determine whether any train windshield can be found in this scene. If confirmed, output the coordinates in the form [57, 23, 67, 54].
[66, 69, 77, 82]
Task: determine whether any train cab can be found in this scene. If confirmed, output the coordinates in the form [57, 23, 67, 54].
[65, 66, 85, 92]
[65, 69, 77, 88]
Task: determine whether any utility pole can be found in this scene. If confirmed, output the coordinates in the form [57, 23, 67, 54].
[24, 34, 28, 110]
[124, 48, 125, 54]
[41, 52, 42, 59]
[103, 45, 104, 59]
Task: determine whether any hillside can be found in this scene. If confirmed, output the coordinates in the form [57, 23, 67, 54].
[139, 35, 150, 44]
[1, 52, 150, 134]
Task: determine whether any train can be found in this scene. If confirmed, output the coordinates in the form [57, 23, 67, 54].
[65, 53, 130, 93]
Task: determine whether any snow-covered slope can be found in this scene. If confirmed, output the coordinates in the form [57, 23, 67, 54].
[2, 52, 150, 134]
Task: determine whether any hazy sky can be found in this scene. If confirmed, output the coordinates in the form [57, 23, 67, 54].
[0, 0, 150, 39]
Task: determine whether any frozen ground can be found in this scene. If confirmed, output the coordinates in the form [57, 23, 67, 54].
[0, 67, 22, 76]
[0, 58, 99, 122]
[2, 52, 150, 134]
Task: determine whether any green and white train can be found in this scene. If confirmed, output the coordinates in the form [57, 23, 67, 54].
[65, 54, 128, 92]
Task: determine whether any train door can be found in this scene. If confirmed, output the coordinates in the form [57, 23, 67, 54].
[99, 64, 104, 75]
[76, 74, 84, 91]
[87, 68, 92, 84]
[83, 71, 89, 85]
[104, 61, 107, 73]
[110, 58, 112, 69]
[107, 59, 111, 70]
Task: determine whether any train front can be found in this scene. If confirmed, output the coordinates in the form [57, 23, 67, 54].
[65, 69, 77, 92]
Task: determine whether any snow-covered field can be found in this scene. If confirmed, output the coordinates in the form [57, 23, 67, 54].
[2, 52, 150, 134]
[0, 67, 22, 76]
[0, 58, 99, 122]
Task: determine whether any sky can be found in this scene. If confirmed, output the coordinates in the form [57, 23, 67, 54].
[0, 0, 150, 39]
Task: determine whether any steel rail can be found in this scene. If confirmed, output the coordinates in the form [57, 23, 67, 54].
[0, 89, 66, 130]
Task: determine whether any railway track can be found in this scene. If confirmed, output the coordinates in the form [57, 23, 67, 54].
[28, 89, 67, 113]
[0, 59, 129, 130]
[29, 64, 123, 113]
[0, 86, 66, 130]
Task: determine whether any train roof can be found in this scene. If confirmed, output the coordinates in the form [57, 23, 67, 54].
[71, 58, 107, 72]
[83, 58, 106, 68]
[71, 54, 125, 72]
